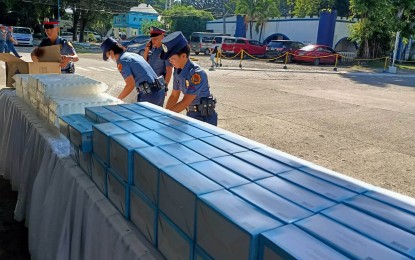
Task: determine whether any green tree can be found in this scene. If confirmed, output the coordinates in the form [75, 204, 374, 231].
[141, 20, 165, 35]
[255, 0, 280, 42]
[162, 5, 214, 39]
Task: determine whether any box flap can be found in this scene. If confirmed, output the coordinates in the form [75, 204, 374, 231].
[0, 53, 24, 63]
[38, 45, 61, 62]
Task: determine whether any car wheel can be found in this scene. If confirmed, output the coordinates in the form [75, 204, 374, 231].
[195, 52, 200, 55]
[204, 49, 210, 55]
[314, 58, 320, 66]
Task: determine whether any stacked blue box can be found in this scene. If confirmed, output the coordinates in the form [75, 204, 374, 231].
[295, 214, 409, 259]
[194, 245, 213, 260]
[321, 204, 415, 258]
[133, 131, 175, 147]
[114, 120, 148, 134]
[134, 118, 166, 130]
[97, 111, 129, 124]
[92, 123, 128, 164]
[197, 190, 283, 259]
[159, 143, 208, 164]
[230, 183, 313, 223]
[59, 114, 83, 138]
[220, 133, 266, 150]
[188, 160, 250, 189]
[343, 195, 415, 235]
[91, 153, 107, 195]
[130, 186, 158, 245]
[279, 170, 357, 202]
[159, 164, 222, 239]
[152, 116, 187, 127]
[365, 190, 415, 215]
[182, 139, 228, 159]
[200, 136, 246, 154]
[70, 145, 92, 176]
[212, 155, 272, 181]
[170, 124, 213, 138]
[299, 165, 372, 193]
[69, 118, 94, 152]
[133, 146, 182, 204]
[258, 225, 348, 260]
[256, 176, 336, 213]
[190, 122, 225, 136]
[234, 151, 294, 175]
[85, 106, 111, 122]
[253, 146, 314, 168]
[157, 212, 193, 260]
[109, 133, 150, 183]
[118, 110, 147, 121]
[135, 109, 164, 118]
[107, 168, 129, 218]
[103, 105, 132, 114]
[154, 126, 194, 143]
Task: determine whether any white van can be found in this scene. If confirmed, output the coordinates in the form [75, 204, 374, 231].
[190, 32, 227, 55]
[213, 36, 236, 51]
[12, 27, 33, 46]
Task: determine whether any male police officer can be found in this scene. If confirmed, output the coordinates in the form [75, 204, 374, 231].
[31, 18, 79, 73]
[100, 37, 166, 106]
[161, 32, 218, 126]
[143, 27, 173, 91]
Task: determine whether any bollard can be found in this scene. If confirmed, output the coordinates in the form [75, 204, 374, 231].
[283, 52, 288, 69]
[333, 54, 339, 71]
[239, 50, 243, 69]
[383, 57, 389, 73]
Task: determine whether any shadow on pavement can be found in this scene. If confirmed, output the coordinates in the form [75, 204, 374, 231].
[339, 73, 415, 88]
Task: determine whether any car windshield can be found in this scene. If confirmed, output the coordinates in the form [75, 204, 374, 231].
[268, 42, 284, 48]
[190, 36, 200, 42]
[224, 38, 235, 43]
[13, 28, 31, 34]
[300, 45, 316, 51]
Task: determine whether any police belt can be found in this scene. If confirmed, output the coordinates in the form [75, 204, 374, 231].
[186, 96, 216, 117]
[137, 76, 166, 95]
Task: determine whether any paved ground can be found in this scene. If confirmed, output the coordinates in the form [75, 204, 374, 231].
[1, 47, 414, 259]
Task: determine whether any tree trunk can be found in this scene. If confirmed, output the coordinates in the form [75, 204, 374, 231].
[363, 39, 370, 59]
[259, 23, 263, 42]
[79, 10, 90, 43]
[249, 20, 253, 39]
[72, 7, 80, 42]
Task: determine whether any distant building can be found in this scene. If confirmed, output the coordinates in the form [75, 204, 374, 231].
[113, 3, 159, 39]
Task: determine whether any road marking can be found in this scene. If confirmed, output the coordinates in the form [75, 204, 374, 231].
[76, 66, 91, 71]
[100, 67, 117, 71]
[87, 67, 105, 72]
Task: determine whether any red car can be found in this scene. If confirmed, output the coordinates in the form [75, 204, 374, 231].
[293, 45, 341, 65]
[222, 37, 266, 56]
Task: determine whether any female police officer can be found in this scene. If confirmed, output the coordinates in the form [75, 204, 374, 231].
[161, 32, 218, 126]
[31, 18, 78, 73]
[100, 37, 165, 106]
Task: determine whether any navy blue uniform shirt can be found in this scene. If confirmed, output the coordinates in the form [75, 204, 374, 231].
[39, 37, 76, 71]
[148, 47, 172, 77]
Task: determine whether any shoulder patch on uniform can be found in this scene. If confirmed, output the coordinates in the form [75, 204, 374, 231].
[117, 63, 123, 72]
[191, 73, 201, 85]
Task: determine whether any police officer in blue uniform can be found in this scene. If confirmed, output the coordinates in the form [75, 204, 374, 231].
[31, 18, 79, 73]
[143, 27, 173, 93]
[161, 32, 218, 126]
[0, 25, 6, 53]
[6, 26, 22, 58]
[100, 37, 166, 106]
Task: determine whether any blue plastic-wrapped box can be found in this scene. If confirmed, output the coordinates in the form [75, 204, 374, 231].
[170, 124, 213, 138]
[256, 176, 336, 213]
[107, 168, 129, 218]
[91, 153, 107, 196]
[365, 189, 415, 215]
[159, 164, 222, 239]
[133, 146, 182, 204]
[295, 214, 409, 259]
[212, 155, 272, 181]
[116, 110, 146, 121]
[231, 183, 313, 223]
[344, 195, 415, 235]
[253, 146, 314, 168]
[197, 190, 283, 260]
[279, 170, 357, 202]
[109, 133, 150, 183]
[114, 120, 149, 134]
[97, 111, 129, 124]
[69, 119, 94, 153]
[133, 130, 175, 147]
[92, 123, 128, 165]
[188, 160, 250, 189]
[234, 150, 294, 175]
[85, 106, 110, 122]
[59, 114, 86, 138]
[159, 143, 207, 164]
[130, 185, 158, 246]
[155, 126, 194, 143]
[157, 212, 193, 260]
[322, 204, 415, 258]
[258, 225, 348, 260]
[200, 136, 246, 154]
[220, 133, 266, 150]
[134, 118, 167, 130]
[152, 116, 187, 127]
[194, 245, 213, 260]
[182, 139, 228, 159]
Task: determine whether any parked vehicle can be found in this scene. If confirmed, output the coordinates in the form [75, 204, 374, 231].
[213, 36, 236, 51]
[190, 32, 227, 55]
[293, 44, 341, 65]
[12, 27, 33, 46]
[264, 40, 305, 61]
[220, 37, 237, 55]
[60, 32, 74, 41]
[126, 42, 147, 56]
[120, 35, 150, 47]
[222, 37, 266, 56]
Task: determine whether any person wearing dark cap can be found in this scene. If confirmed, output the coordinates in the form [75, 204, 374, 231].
[100, 37, 166, 106]
[143, 26, 172, 97]
[161, 31, 218, 126]
[31, 18, 79, 73]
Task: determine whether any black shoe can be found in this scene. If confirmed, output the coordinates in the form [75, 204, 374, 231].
[17, 55, 22, 58]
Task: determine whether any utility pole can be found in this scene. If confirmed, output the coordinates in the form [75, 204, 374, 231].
[222, 1, 227, 35]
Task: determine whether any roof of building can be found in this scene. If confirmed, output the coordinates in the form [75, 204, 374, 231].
[130, 3, 158, 15]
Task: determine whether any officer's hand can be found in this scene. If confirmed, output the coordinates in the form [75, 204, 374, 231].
[60, 55, 72, 68]
[33, 47, 44, 57]
[145, 40, 152, 50]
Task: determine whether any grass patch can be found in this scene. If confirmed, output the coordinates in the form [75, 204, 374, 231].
[396, 63, 415, 71]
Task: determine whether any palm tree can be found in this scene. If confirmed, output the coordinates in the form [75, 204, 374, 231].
[255, 0, 280, 42]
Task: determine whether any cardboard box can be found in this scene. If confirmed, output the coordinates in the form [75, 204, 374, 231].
[0, 45, 61, 87]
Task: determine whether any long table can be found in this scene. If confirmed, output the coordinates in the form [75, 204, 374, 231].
[0, 89, 162, 260]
